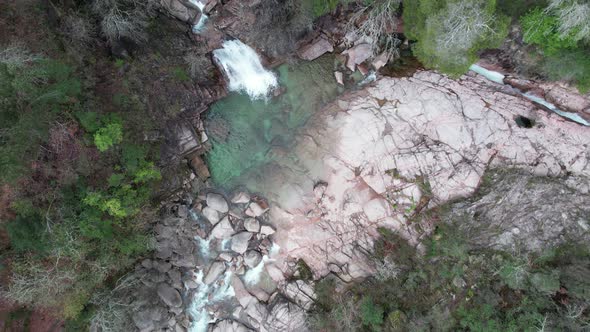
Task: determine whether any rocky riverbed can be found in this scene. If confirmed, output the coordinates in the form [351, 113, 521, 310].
[113, 1, 590, 331]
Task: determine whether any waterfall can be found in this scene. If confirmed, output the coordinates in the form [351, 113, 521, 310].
[213, 40, 279, 100]
[469, 64, 590, 126]
[188, 0, 208, 33]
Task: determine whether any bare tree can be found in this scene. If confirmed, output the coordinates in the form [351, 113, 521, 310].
[437, 1, 497, 53]
[92, 0, 159, 44]
[548, 0, 590, 42]
[346, 0, 402, 59]
[0, 44, 41, 70]
[90, 274, 141, 332]
[61, 12, 97, 49]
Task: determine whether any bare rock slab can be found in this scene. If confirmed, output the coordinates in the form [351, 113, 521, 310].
[157, 283, 183, 308]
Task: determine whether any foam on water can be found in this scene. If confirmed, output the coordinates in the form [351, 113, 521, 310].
[213, 40, 279, 100]
[187, 269, 236, 332]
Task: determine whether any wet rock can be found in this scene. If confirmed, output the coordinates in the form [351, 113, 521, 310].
[160, 0, 201, 24]
[231, 232, 253, 254]
[243, 218, 260, 233]
[207, 193, 229, 213]
[204, 261, 226, 285]
[219, 252, 233, 262]
[244, 250, 262, 268]
[231, 275, 256, 307]
[157, 283, 183, 308]
[342, 43, 372, 72]
[202, 206, 221, 225]
[184, 279, 199, 289]
[231, 191, 251, 204]
[297, 37, 334, 61]
[210, 216, 236, 239]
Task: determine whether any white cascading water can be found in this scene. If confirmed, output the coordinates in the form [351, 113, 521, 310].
[243, 244, 280, 285]
[469, 64, 590, 126]
[187, 269, 236, 332]
[188, 0, 208, 33]
[213, 40, 279, 100]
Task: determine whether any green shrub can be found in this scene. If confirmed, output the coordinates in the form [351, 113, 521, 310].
[305, 0, 345, 17]
[94, 122, 123, 152]
[521, 8, 578, 54]
[6, 213, 49, 253]
[497, 0, 547, 18]
[171, 67, 190, 82]
[540, 48, 590, 93]
[360, 296, 384, 329]
[405, 0, 510, 76]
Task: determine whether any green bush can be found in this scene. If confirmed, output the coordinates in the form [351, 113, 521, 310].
[521, 8, 578, 54]
[0, 55, 81, 183]
[6, 213, 49, 253]
[541, 48, 590, 92]
[312, 222, 590, 331]
[360, 296, 384, 329]
[405, 0, 510, 76]
[94, 122, 123, 152]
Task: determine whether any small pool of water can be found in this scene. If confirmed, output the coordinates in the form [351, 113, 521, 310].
[205, 55, 343, 188]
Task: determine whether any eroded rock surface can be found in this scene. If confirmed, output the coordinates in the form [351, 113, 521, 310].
[447, 170, 590, 253]
[258, 70, 590, 279]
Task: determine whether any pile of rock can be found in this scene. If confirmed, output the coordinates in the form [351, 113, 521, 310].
[188, 191, 312, 332]
[125, 189, 314, 332]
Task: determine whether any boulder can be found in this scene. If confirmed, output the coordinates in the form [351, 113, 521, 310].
[542, 84, 590, 121]
[231, 275, 256, 308]
[160, 0, 200, 24]
[372, 52, 389, 70]
[231, 232, 253, 254]
[243, 218, 260, 233]
[157, 283, 183, 307]
[209, 216, 236, 239]
[231, 191, 251, 204]
[263, 297, 308, 332]
[211, 320, 252, 332]
[204, 261, 226, 285]
[207, 193, 229, 213]
[334, 71, 344, 85]
[132, 309, 155, 330]
[245, 202, 268, 217]
[342, 43, 372, 71]
[260, 225, 275, 236]
[297, 37, 334, 61]
[154, 260, 172, 273]
[244, 250, 262, 268]
[202, 206, 221, 225]
[282, 280, 316, 310]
